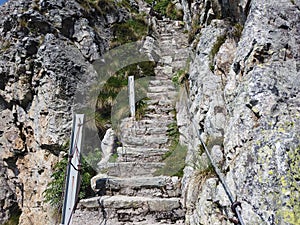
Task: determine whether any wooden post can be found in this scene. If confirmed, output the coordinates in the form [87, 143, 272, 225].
[128, 76, 135, 118]
[61, 114, 84, 225]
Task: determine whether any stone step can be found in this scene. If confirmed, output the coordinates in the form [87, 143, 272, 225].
[121, 126, 168, 135]
[149, 79, 174, 86]
[154, 65, 173, 75]
[148, 85, 176, 93]
[75, 196, 184, 224]
[120, 117, 174, 129]
[121, 133, 169, 147]
[147, 105, 174, 114]
[148, 84, 177, 93]
[105, 162, 165, 177]
[147, 91, 178, 100]
[117, 146, 169, 162]
[92, 175, 181, 198]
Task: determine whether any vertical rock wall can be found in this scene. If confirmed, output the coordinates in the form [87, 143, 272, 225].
[0, 0, 126, 224]
[180, 0, 300, 224]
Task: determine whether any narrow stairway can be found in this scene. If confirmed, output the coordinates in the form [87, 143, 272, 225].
[73, 19, 190, 225]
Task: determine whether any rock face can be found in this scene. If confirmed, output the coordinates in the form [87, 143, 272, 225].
[0, 0, 126, 224]
[180, 0, 300, 224]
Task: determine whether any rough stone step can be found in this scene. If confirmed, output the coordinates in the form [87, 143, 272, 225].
[92, 175, 181, 198]
[154, 65, 173, 75]
[105, 162, 165, 177]
[117, 146, 169, 162]
[147, 105, 175, 114]
[148, 85, 176, 93]
[121, 126, 168, 135]
[120, 117, 174, 129]
[143, 113, 174, 120]
[121, 134, 169, 147]
[75, 195, 184, 224]
[149, 79, 174, 86]
[147, 91, 178, 100]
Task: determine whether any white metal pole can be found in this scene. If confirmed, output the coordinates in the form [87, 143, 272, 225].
[128, 76, 135, 118]
[61, 114, 84, 225]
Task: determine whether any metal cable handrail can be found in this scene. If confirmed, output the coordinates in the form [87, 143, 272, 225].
[184, 86, 245, 225]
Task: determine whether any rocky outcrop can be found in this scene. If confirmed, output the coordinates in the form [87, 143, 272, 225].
[180, 0, 300, 224]
[0, 0, 127, 224]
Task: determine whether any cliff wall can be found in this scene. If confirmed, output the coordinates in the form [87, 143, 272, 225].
[180, 0, 300, 224]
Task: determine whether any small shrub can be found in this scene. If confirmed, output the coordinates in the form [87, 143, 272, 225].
[135, 97, 150, 120]
[109, 153, 118, 163]
[232, 23, 244, 40]
[44, 144, 97, 210]
[110, 16, 147, 48]
[166, 2, 183, 20]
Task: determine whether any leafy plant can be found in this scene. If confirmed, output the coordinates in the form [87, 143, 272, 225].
[145, 0, 183, 20]
[44, 144, 97, 210]
[135, 97, 150, 120]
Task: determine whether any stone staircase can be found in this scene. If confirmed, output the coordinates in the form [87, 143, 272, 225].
[72, 19, 189, 225]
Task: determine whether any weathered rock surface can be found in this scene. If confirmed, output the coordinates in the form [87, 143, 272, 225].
[0, 0, 126, 224]
[180, 0, 300, 224]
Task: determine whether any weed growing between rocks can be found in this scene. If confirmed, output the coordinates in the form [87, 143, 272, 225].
[154, 118, 187, 177]
[209, 34, 227, 71]
[43, 143, 99, 219]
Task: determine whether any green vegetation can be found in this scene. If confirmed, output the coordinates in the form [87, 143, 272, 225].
[135, 98, 150, 120]
[209, 34, 227, 71]
[109, 153, 119, 163]
[154, 119, 187, 177]
[232, 23, 244, 40]
[96, 61, 155, 136]
[145, 0, 183, 20]
[3, 207, 21, 225]
[110, 15, 148, 48]
[44, 143, 97, 211]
